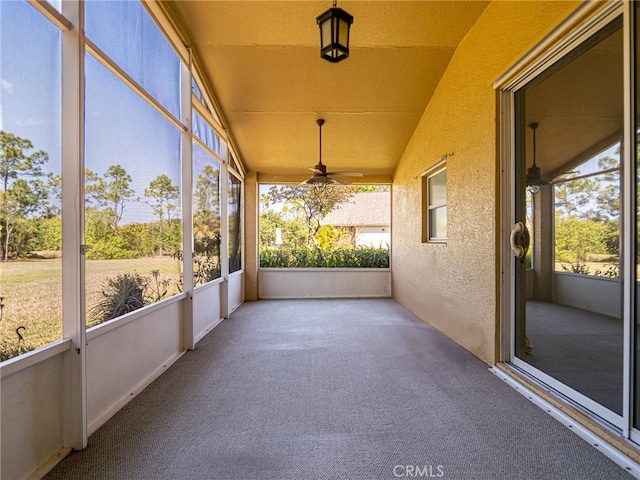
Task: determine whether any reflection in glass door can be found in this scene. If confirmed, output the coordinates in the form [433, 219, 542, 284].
[512, 17, 624, 419]
[634, 1, 640, 432]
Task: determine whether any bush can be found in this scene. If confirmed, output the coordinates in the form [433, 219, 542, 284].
[172, 250, 222, 288]
[259, 245, 389, 268]
[194, 255, 222, 286]
[88, 268, 179, 327]
[89, 273, 146, 325]
[85, 239, 140, 260]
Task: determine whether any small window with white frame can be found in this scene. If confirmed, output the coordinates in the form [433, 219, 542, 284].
[422, 159, 447, 243]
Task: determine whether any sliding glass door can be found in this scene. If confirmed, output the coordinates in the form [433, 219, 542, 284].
[633, 1, 640, 435]
[507, 9, 628, 429]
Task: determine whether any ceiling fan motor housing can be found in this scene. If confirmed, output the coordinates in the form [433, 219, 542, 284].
[314, 163, 327, 174]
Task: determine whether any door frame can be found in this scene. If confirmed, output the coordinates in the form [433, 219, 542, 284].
[497, 1, 630, 434]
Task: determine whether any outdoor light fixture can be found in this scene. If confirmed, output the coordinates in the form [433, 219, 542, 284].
[526, 122, 548, 195]
[316, 0, 353, 63]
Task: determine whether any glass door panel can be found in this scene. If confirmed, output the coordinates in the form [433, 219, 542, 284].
[514, 18, 624, 416]
[633, 1, 640, 430]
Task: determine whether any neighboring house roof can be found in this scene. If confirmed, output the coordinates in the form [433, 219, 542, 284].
[323, 192, 391, 227]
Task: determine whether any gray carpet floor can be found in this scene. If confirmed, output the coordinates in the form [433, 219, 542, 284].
[45, 298, 635, 480]
[525, 300, 623, 414]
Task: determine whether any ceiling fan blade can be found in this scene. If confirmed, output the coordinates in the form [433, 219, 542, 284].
[308, 167, 324, 175]
[326, 175, 351, 185]
[326, 171, 364, 177]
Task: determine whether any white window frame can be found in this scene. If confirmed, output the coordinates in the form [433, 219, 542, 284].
[422, 158, 447, 243]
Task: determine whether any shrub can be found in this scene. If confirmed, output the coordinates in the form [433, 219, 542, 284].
[89, 273, 146, 325]
[594, 263, 619, 278]
[194, 255, 222, 286]
[259, 245, 389, 268]
[172, 250, 222, 289]
[561, 262, 590, 275]
[85, 239, 140, 260]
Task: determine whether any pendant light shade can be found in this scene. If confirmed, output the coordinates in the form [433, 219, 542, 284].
[317, 1, 353, 63]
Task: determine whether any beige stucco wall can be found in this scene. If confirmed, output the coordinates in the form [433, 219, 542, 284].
[391, 0, 581, 364]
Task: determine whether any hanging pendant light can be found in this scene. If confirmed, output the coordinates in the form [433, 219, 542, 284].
[316, 0, 353, 63]
[527, 122, 548, 194]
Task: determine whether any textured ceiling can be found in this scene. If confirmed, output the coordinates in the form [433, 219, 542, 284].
[525, 23, 623, 178]
[165, 1, 490, 182]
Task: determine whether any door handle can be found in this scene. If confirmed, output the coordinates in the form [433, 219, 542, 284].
[510, 222, 530, 258]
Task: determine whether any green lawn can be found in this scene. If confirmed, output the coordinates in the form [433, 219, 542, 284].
[0, 256, 182, 361]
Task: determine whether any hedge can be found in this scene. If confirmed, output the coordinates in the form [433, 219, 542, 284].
[259, 245, 389, 268]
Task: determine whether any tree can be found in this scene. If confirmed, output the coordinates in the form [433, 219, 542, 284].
[86, 165, 134, 231]
[228, 176, 242, 272]
[353, 185, 390, 193]
[0, 131, 49, 261]
[144, 174, 180, 256]
[554, 175, 597, 219]
[265, 184, 355, 246]
[593, 155, 621, 260]
[259, 210, 285, 247]
[593, 155, 620, 221]
[553, 151, 622, 276]
[194, 165, 220, 235]
[192, 165, 222, 281]
[555, 215, 606, 265]
[42, 173, 61, 218]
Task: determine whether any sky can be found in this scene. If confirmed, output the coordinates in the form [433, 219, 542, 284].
[1, 1, 61, 168]
[2, 1, 622, 229]
[1, 0, 189, 225]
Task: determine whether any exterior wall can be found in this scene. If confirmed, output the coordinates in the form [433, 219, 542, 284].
[391, 1, 580, 363]
[355, 226, 391, 248]
[258, 269, 391, 298]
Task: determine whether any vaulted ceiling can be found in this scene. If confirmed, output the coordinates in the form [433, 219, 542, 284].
[524, 22, 623, 178]
[165, 1, 490, 182]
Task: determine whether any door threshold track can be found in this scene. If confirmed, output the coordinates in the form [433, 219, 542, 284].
[491, 365, 640, 479]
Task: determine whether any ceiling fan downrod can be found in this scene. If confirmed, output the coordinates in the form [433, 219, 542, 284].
[316, 118, 326, 172]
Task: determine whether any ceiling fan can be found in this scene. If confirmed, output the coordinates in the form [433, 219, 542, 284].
[301, 119, 363, 185]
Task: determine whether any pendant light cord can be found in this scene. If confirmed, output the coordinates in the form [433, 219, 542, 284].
[529, 122, 539, 167]
[317, 119, 324, 166]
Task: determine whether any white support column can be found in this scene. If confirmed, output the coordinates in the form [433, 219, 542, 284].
[220, 154, 230, 319]
[181, 54, 195, 351]
[244, 171, 259, 300]
[61, 0, 87, 450]
[533, 184, 553, 301]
